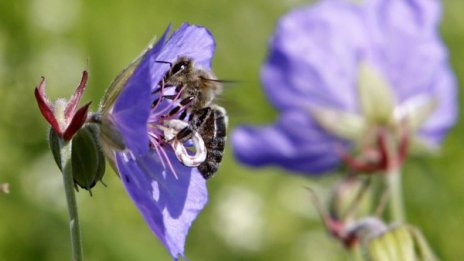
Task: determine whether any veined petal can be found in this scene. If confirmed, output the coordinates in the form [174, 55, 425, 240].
[234, 0, 456, 175]
[261, 1, 368, 112]
[110, 24, 216, 156]
[365, 0, 448, 104]
[416, 63, 457, 145]
[115, 150, 207, 260]
[111, 26, 171, 156]
[232, 110, 346, 174]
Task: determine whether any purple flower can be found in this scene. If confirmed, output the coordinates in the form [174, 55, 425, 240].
[100, 24, 215, 259]
[232, 0, 457, 174]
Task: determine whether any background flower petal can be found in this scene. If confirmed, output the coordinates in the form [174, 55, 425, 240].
[232, 110, 345, 174]
[364, 0, 457, 144]
[417, 63, 458, 145]
[116, 151, 208, 259]
[261, 1, 368, 113]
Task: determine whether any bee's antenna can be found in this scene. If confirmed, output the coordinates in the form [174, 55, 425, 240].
[155, 60, 173, 67]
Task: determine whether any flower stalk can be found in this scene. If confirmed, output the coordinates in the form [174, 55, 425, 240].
[58, 137, 83, 261]
[383, 130, 405, 223]
[386, 167, 404, 223]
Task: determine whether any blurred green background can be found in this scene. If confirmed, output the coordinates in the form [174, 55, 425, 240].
[0, 0, 463, 260]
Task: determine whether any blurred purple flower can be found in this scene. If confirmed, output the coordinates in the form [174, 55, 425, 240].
[101, 24, 215, 259]
[232, 0, 457, 174]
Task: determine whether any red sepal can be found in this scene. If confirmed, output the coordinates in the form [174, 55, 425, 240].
[65, 71, 88, 119]
[63, 102, 91, 141]
[34, 78, 62, 136]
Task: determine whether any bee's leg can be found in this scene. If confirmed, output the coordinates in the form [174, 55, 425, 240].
[175, 126, 194, 143]
[179, 110, 188, 120]
[171, 131, 206, 167]
[162, 119, 206, 167]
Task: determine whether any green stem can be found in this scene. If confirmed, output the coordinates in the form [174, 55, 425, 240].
[386, 167, 405, 223]
[59, 138, 84, 261]
[350, 244, 365, 261]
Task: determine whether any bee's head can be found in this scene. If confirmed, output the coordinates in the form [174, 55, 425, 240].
[170, 56, 193, 76]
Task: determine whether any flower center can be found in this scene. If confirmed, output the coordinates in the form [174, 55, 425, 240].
[146, 79, 206, 177]
[311, 62, 438, 173]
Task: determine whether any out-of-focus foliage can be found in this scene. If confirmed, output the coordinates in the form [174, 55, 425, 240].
[0, 0, 462, 260]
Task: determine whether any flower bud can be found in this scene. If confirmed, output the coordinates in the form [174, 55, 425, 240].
[71, 124, 106, 193]
[49, 124, 106, 194]
[49, 127, 62, 171]
[365, 224, 438, 261]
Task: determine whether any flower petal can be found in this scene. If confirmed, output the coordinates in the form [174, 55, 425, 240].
[261, 1, 368, 112]
[364, 0, 445, 102]
[364, 0, 456, 145]
[115, 150, 207, 259]
[111, 26, 171, 155]
[417, 63, 457, 146]
[232, 110, 346, 174]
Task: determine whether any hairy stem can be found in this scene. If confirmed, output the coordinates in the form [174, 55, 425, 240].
[59, 138, 84, 261]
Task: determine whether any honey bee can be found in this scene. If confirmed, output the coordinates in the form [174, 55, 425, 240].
[158, 56, 228, 179]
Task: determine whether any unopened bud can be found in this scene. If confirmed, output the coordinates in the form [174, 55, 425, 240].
[49, 127, 62, 170]
[71, 124, 106, 193]
[366, 224, 438, 261]
[49, 124, 106, 194]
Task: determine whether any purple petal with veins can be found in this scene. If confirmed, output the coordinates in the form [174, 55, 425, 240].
[233, 0, 456, 174]
[107, 23, 214, 259]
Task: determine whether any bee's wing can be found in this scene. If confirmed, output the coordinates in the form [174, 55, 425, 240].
[115, 151, 207, 259]
[202, 78, 238, 84]
[210, 79, 247, 119]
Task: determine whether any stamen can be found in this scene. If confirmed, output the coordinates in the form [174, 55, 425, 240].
[153, 142, 167, 170]
[159, 145, 179, 179]
[155, 85, 186, 117]
[147, 77, 202, 179]
[152, 79, 165, 110]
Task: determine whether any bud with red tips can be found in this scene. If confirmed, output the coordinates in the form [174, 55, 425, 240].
[34, 71, 91, 141]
